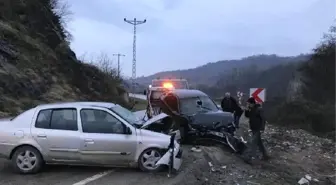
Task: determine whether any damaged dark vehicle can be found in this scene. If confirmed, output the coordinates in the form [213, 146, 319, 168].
[141, 89, 247, 154]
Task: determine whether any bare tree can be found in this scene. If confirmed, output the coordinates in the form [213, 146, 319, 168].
[49, 0, 73, 42]
[81, 52, 119, 80]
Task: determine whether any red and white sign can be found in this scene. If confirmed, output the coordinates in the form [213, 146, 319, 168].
[249, 88, 266, 103]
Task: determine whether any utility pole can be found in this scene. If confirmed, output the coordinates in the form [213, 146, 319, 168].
[124, 18, 146, 93]
[113, 53, 125, 78]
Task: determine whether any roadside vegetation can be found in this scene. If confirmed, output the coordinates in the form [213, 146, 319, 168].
[0, 0, 130, 117]
[200, 24, 336, 139]
[130, 97, 148, 111]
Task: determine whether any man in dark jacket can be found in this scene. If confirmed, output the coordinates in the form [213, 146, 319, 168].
[221, 92, 243, 128]
[243, 97, 269, 164]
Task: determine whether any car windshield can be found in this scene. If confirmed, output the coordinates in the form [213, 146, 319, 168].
[179, 96, 219, 115]
[110, 105, 140, 125]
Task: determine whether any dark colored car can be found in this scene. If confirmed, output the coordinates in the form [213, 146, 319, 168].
[153, 89, 246, 153]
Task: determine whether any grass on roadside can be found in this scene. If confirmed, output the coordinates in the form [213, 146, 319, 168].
[130, 97, 148, 111]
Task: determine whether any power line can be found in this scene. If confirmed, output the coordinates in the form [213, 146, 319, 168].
[124, 18, 146, 93]
[113, 53, 125, 78]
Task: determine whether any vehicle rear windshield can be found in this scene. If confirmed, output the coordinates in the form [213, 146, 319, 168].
[150, 90, 165, 100]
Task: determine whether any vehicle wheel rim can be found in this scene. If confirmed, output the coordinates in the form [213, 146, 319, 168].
[16, 150, 37, 171]
[141, 149, 162, 170]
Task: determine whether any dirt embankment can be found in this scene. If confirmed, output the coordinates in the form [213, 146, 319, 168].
[170, 118, 335, 185]
[0, 0, 129, 117]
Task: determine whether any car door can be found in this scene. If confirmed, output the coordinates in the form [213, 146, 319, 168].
[79, 107, 137, 166]
[31, 108, 81, 162]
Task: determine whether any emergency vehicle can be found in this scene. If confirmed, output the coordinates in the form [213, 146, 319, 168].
[144, 78, 189, 119]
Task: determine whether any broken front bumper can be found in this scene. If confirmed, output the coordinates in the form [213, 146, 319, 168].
[156, 145, 183, 171]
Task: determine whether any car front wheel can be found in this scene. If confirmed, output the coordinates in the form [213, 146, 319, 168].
[138, 148, 164, 172]
[11, 146, 43, 174]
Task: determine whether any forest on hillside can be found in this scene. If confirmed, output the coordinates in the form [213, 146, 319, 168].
[200, 25, 335, 138]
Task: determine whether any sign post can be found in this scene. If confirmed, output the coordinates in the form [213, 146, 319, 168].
[249, 88, 266, 104]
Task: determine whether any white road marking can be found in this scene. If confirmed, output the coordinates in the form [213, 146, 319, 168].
[72, 170, 113, 185]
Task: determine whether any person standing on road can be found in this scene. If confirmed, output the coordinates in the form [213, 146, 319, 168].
[243, 97, 269, 164]
[220, 92, 243, 128]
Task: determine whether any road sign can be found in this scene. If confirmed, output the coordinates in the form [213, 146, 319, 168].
[249, 88, 266, 103]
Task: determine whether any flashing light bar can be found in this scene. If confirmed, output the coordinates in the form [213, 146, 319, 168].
[162, 82, 174, 88]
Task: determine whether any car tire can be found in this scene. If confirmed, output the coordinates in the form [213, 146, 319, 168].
[138, 148, 164, 172]
[11, 146, 44, 174]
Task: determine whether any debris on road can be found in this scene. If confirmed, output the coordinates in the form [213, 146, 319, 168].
[191, 146, 202, 152]
[186, 117, 336, 185]
[298, 177, 309, 184]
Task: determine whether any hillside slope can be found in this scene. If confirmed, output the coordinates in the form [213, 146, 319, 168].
[135, 54, 308, 87]
[0, 0, 128, 117]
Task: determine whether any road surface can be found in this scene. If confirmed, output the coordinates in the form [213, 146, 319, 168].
[0, 146, 223, 185]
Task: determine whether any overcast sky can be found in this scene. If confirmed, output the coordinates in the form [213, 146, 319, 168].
[67, 0, 335, 77]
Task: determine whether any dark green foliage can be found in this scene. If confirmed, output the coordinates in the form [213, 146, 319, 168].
[277, 25, 336, 137]
[200, 62, 303, 98]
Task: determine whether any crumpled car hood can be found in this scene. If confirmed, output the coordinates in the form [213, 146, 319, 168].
[140, 113, 169, 129]
[139, 129, 171, 139]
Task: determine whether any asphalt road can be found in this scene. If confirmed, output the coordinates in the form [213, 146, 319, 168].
[0, 158, 108, 185]
[0, 146, 210, 185]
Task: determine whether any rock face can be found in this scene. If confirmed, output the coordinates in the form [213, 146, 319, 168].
[0, 0, 128, 116]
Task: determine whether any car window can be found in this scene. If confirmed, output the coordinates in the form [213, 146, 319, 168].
[80, 109, 125, 134]
[179, 97, 203, 115]
[199, 96, 219, 111]
[179, 96, 218, 115]
[150, 90, 164, 100]
[35, 109, 78, 131]
[35, 109, 52, 129]
[50, 109, 78, 131]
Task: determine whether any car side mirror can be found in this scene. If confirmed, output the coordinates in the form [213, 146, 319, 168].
[125, 127, 132, 135]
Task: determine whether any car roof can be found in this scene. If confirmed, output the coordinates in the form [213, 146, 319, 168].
[36, 101, 117, 109]
[168, 89, 208, 98]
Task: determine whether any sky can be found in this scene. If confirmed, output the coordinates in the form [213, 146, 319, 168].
[66, 0, 335, 77]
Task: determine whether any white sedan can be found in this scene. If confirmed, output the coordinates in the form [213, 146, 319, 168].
[0, 102, 182, 174]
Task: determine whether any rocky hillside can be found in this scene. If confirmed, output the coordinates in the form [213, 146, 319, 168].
[0, 0, 128, 117]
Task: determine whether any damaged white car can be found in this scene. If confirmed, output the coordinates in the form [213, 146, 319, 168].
[0, 102, 182, 174]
